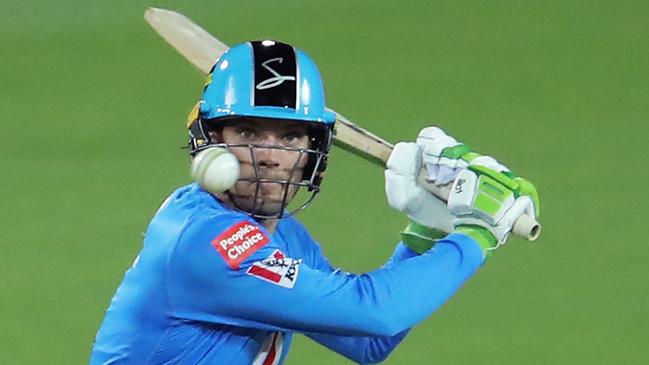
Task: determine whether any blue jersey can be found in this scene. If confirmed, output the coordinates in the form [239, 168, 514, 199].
[90, 184, 484, 364]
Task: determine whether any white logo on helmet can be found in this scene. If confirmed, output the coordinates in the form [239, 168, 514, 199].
[256, 58, 296, 90]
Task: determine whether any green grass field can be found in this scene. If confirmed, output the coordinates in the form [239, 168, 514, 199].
[2, 0, 648, 363]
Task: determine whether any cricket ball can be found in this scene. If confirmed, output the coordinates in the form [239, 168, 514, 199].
[191, 147, 240, 194]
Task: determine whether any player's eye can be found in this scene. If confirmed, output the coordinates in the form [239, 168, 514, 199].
[284, 133, 298, 144]
[237, 127, 256, 141]
[284, 131, 306, 145]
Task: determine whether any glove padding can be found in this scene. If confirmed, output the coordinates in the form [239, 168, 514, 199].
[448, 164, 540, 249]
[385, 142, 455, 233]
[417, 126, 510, 185]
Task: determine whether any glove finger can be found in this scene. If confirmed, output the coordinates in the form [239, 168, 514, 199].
[387, 142, 421, 177]
[416, 126, 447, 144]
[385, 169, 419, 211]
[421, 135, 459, 157]
[436, 165, 458, 185]
[471, 155, 510, 172]
[424, 162, 439, 181]
[436, 158, 468, 184]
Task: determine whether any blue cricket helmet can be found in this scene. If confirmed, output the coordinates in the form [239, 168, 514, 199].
[199, 40, 336, 124]
[187, 40, 335, 155]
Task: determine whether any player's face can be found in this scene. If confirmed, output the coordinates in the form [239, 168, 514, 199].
[216, 118, 310, 216]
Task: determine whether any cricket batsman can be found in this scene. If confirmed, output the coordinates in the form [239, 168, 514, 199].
[90, 40, 540, 364]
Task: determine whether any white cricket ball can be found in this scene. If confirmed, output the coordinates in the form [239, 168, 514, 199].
[191, 147, 240, 194]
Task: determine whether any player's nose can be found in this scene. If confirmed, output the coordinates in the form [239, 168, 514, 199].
[257, 155, 281, 169]
[254, 141, 281, 169]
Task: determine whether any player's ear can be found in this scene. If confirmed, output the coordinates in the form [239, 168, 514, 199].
[207, 126, 224, 144]
[207, 129, 218, 143]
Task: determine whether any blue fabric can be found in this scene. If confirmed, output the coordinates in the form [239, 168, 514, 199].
[90, 184, 484, 364]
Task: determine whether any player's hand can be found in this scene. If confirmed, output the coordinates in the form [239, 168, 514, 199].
[449, 165, 540, 256]
[385, 126, 506, 226]
[385, 126, 482, 253]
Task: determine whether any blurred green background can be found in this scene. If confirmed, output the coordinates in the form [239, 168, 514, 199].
[1, 0, 648, 363]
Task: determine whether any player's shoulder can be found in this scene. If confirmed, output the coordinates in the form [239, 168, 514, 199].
[152, 184, 258, 253]
[161, 183, 232, 216]
[161, 185, 272, 269]
[169, 184, 262, 246]
[277, 215, 315, 246]
[146, 184, 231, 238]
[276, 216, 329, 267]
[278, 215, 307, 234]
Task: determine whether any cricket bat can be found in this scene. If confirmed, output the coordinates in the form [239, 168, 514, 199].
[143, 7, 541, 241]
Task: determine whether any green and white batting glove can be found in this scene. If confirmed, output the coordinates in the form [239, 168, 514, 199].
[448, 164, 541, 256]
[386, 126, 508, 253]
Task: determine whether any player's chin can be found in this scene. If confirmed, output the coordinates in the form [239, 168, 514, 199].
[229, 180, 300, 214]
[231, 195, 287, 216]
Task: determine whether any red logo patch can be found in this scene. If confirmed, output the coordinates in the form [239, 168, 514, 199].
[211, 221, 270, 269]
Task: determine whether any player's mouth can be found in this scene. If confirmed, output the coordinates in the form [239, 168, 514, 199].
[243, 182, 292, 199]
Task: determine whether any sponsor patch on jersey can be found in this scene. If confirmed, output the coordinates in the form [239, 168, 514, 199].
[246, 250, 301, 289]
[211, 221, 270, 270]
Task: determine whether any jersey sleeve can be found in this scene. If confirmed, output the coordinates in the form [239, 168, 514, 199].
[167, 212, 485, 338]
[304, 242, 415, 363]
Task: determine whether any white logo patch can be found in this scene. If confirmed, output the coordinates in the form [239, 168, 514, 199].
[255, 58, 296, 90]
[247, 250, 301, 289]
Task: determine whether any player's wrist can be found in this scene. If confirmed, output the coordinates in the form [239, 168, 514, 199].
[401, 220, 447, 254]
[455, 225, 497, 257]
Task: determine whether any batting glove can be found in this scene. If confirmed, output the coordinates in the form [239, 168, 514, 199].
[449, 165, 541, 256]
[385, 126, 487, 253]
[386, 126, 528, 254]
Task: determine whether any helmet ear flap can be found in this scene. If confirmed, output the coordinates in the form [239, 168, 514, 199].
[302, 123, 333, 191]
[310, 158, 326, 191]
[188, 117, 210, 157]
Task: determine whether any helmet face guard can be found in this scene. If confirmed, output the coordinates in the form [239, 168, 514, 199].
[213, 142, 328, 219]
[187, 40, 335, 219]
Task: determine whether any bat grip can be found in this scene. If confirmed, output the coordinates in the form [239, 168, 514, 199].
[416, 171, 541, 241]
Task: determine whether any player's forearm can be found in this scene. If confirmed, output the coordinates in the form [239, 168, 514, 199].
[380, 242, 420, 269]
[304, 241, 414, 363]
[344, 233, 483, 336]
[298, 242, 416, 363]
[274, 233, 483, 337]
[306, 329, 408, 364]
